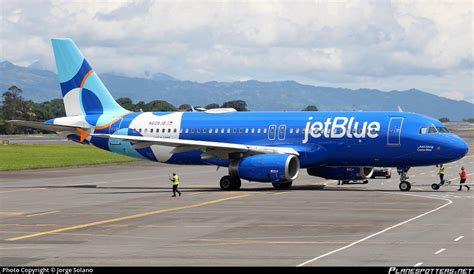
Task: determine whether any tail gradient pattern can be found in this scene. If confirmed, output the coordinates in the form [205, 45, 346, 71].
[51, 38, 126, 122]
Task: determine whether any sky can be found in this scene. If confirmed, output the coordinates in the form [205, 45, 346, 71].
[1, 0, 473, 103]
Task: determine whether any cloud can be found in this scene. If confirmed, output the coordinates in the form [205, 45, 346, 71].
[0, 0, 472, 101]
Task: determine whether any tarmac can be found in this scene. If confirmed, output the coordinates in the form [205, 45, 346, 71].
[0, 153, 473, 266]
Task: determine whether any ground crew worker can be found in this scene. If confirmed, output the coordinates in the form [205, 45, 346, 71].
[458, 167, 470, 191]
[437, 164, 445, 184]
[169, 173, 181, 197]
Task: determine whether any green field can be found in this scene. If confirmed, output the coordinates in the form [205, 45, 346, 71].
[0, 143, 136, 171]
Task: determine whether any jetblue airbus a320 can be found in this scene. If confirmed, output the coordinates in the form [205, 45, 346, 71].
[9, 38, 469, 192]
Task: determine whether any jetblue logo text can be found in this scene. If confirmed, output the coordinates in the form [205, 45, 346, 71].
[302, 117, 381, 144]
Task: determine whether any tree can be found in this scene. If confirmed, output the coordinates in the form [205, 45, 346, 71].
[2, 85, 25, 120]
[463, 118, 474, 123]
[116, 97, 134, 110]
[302, 105, 319, 111]
[144, 100, 177, 112]
[438, 117, 450, 123]
[178, 104, 191, 111]
[205, 103, 220, 109]
[221, 100, 248, 111]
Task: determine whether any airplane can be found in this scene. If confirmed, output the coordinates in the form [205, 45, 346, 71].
[8, 38, 469, 192]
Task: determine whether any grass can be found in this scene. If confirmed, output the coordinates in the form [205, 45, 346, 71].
[0, 143, 136, 171]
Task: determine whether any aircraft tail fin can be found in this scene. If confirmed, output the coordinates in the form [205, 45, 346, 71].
[51, 38, 127, 117]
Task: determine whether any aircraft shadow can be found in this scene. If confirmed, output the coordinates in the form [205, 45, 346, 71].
[0, 184, 460, 195]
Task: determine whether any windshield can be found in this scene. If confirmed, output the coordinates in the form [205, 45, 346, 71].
[436, 127, 450, 133]
[419, 126, 450, 134]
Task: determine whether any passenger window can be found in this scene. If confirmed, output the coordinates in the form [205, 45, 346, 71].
[239, 128, 243, 134]
[232, 128, 236, 134]
[257, 128, 261, 133]
[174, 128, 177, 133]
[263, 128, 268, 134]
[221, 128, 225, 133]
[296, 128, 300, 134]
[191, 129, 195, 133]
[197, 128, 201, 133]
[245, 128, 249, 133]
[139, 128, 142, 133]
[162, 128, 165, 133]
[226, 128, 230, 134]
[209, 129, 213, 133]
[168, 128, 171, 133]
[203, 128, 207, 133]
[185, 128, 189, 133]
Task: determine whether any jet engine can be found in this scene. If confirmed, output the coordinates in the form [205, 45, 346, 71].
[229, 154, 300, 183]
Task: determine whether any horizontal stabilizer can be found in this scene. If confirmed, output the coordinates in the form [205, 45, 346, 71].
[7, 120, 89, 132]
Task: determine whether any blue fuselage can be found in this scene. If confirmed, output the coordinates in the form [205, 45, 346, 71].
[84, 111, 468, 169]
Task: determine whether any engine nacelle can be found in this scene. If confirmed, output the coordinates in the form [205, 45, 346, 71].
[307, 166, 374, 180]
[229, 154, 300, 183]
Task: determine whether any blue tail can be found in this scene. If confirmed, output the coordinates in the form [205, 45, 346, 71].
[51, 38, 127, 118]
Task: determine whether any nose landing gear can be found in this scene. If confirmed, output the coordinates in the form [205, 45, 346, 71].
[398, 167, 412, 191]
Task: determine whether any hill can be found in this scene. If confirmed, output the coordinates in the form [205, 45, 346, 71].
[1, 61, 472, 120]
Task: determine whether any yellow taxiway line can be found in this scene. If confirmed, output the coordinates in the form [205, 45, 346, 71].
[6, 194, 251, 241]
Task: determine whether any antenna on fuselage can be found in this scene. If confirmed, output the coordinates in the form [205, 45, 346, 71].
[397, 106, 404, 112]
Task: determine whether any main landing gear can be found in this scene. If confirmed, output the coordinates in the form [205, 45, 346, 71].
[220, 175, 241, 191]
[398, 167, 412, 191]
[219, 175, 293, 191]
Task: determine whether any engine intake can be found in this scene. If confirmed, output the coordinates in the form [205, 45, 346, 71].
[229, 154, 300, 183]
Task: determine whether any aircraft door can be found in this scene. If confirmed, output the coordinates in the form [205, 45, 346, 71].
[109, 118, 123, 145]
[109, 118, 123, 134]
[387, 117, 404, 146]
[268, 125, 277, 140]
[278, 125, 286, 140]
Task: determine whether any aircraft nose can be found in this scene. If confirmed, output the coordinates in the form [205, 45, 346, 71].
[449, 136, 469, 160]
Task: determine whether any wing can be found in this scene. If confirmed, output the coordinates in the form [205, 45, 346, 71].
[92, 133, 299, 158]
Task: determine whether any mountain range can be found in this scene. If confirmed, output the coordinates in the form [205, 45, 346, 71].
[1, 61, 472, 120]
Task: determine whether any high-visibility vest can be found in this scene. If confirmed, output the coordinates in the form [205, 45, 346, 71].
[438, 166, 445, 175]
[172, 175, 180, 186]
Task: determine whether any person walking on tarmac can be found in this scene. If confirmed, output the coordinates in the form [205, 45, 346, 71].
[169, 173, 181, 197]
[438, 164, 445, 184]
[458, 167, 470, 191]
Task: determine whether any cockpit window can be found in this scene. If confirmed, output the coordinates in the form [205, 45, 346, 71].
[428, 126, 438, 134]
[419, 126, 442, 134]
[436, 127, 450, 133]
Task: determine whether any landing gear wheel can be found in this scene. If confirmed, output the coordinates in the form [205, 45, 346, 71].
[431, 183, 440, 190]
[220, 176, 241, 191]
[399, 181, 411, 192]
[233, 178, 242, 190]
[272, 181, 293, 190]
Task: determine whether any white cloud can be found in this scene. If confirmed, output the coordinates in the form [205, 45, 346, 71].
[0, 0, 472, 101]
